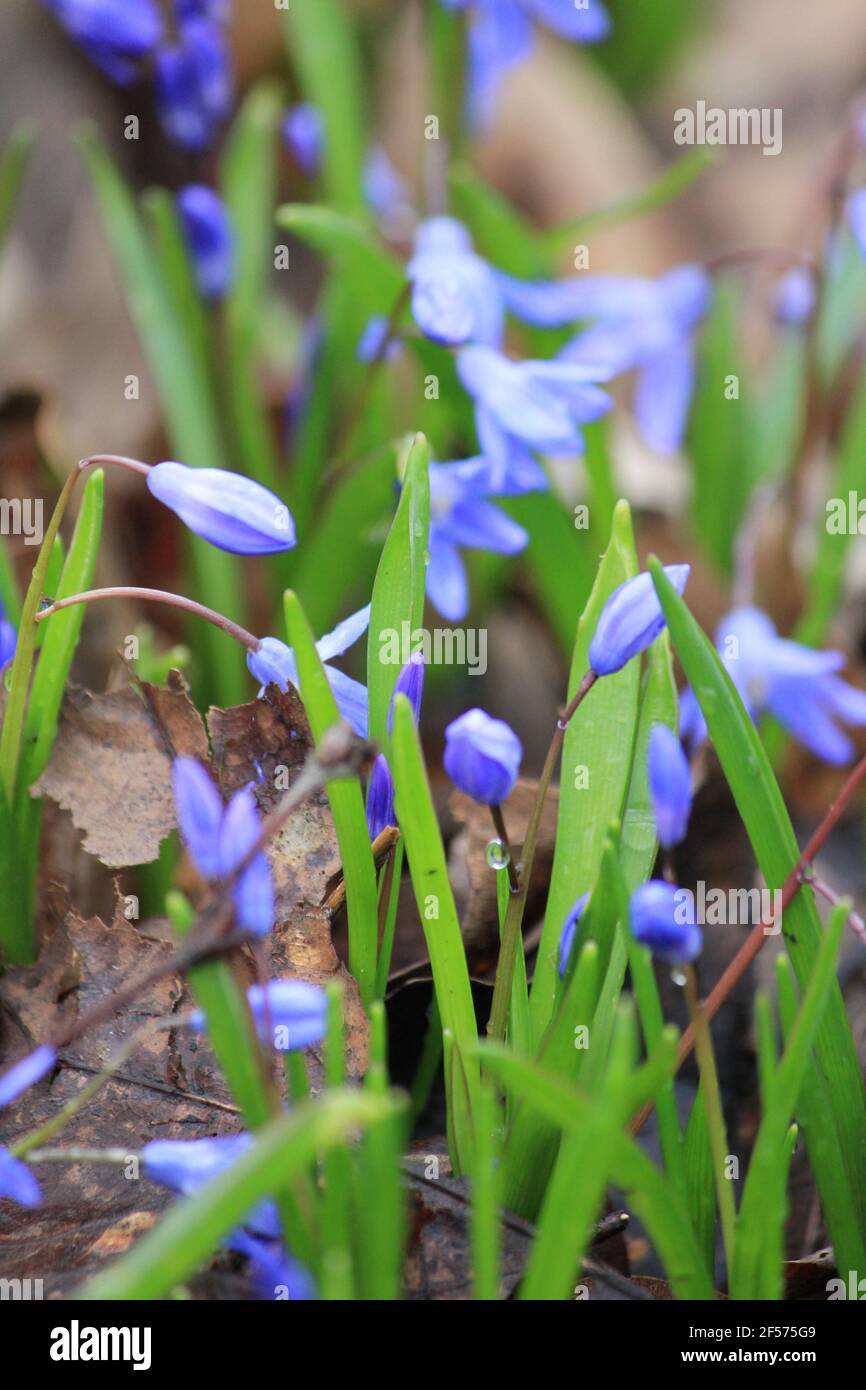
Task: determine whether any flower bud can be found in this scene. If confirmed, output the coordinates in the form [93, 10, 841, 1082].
[443, 708, 522, 805]
[589, 565, 690, 676]
[558, 892, 589, 978]
[629, 880, 702, 963]
[365, 753, 395, 841]
[177, 184, 235, 299]
[647, 724, 692, 850]
[147, 461, 295, 554]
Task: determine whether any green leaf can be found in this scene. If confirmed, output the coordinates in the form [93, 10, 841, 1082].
[78, 127, 245, 705]
[732, 902, 851, 1299]
[283, 590, 380, 1009]
[78, 1091, 395, 1300]
[281, 0, 367, 216]
[529, 499, 640, 1042]
[448, 163, 547, 278]
[391, 693, 480, 1172]
[366, 433, 430, 749]
[221, 81, 284, 494]
[683, 1089, 716, 1276]
[275, 204, 404, 301]
[0, 119, 37, 255]
[543, 148, 720, 258]
[649, 558, 866, 1263]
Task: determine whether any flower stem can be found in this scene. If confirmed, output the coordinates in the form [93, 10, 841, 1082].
[683, 963, 737, 1280]
[489, 804, 519, 894]
[487, 670, 597, 1043]
[36, 586, 260, 653]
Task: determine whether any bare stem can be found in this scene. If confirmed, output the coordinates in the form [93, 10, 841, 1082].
[36, 586, 260, 653]
[683, 963, 737, 1279]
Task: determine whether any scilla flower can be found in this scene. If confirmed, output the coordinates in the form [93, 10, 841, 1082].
[282, 103, 324, 178]
[154, 14, 233, 150]
[0, 1147, 41, 1208]
[647, 724, 692, 850]
[456, 346, 612, 482]
[366, 653, 426, 839]
[0, 596, 16, 667]
[444, 708, 522, 805]
[630, 880, 702, 963]
[172, 758, 274, 936]
[714, 606, 866, 765]
[408, 217, 505, 348]
[188, 980, 327, 1051]
[773, 266, 816, 326]
[177, 185, 235, 300]
[41, 0, 164, 85]
[427, 458, 530, 622]
[558, 893, 589, 979]
[441, 0, 611, 129]
[589, 565, 690, 677]
[147, 462, 295, 554]
[248, 604, 371, 737]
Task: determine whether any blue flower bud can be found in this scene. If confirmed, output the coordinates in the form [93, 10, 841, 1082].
[177, 185, 235, 299]
[43, 0, 164, 84]
[366, 753, 395, 841]
[647, 723, 692, 850]
[142, 1134, 252, 1197]
[443, 708, 522, 805]
[247, 637, 297, 690]
[188, 980, 327, 1051]
[558, 892, 589, 978]
[0, 597, 16, 668]
[589, 564, 690, 676]
[0, 1146, 41, 1208]
[147, 461, 295, 554]
[282, 103, 324, 178]
[172, 757, 223, 878]
[629, 880, 702, 963]
[388, 651, 425, 733]
[154, 18, 233, 150]
[0, 1044, 57, 1109]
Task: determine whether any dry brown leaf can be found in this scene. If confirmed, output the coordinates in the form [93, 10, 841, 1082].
[33, 672, 208, 868]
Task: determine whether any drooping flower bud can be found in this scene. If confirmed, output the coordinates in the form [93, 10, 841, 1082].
[443, 708, 522, 805]
[558, 892, 589, 978]
[629, 880, 702, 963]
[589, 565, 690, 677]
[147, 462, 295, 554]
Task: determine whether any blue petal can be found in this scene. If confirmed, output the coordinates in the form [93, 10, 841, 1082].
[500, 272, 659, 327]
[246, 980, 328, 1051]
[774, 267, 816, 326]
[647, 723, 692, 849]
[219, 787, 274, 936]
[248, 637, 298, 692]
[282, 103, 324, 178]
[440, 498, 528, 554]
[589, 565, 690, 676]
[0, 1044, 57, 1109]
[325, 666, 369, 738]
[172, 757, 223, 878]
[147, 462, 295, 555]
[363, 146, 413, 227]
[630, 880, 702, 963]
[558, 892, 589, 978]
[443, 708, 522, 805]
[409, 219, 504, 346]
[316, 603, 371, 661]
[465, 0, 534, 128]
[426, 532, 469, 621]
[458, 346, 591, 453]
[848, 188, 866, 262]
[0, 1147, 41, 1208]
[366, 753, 396, 839]
[634, 338, 695, 453]
[390, 652, 425, 729]
[521, 0, 611, 42]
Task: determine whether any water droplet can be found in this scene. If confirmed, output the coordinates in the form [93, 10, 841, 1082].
[670, 967, 687, 987]
[485, 838, 511, 871]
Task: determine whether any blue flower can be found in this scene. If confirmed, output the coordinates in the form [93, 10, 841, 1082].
[629, 880, 702, 963]
[589, 565, 690, 677]
[172, 758, 274, 936]
[365, 753, 395, 840]
[427, 458, 530, 622]
[227, 1229, 316, 1301]
[282, 103, 324, 178]
[147, 461, 295, 554]
[444, 708, 522, 804]
[548, 265, 713, 452]
[773, 267, 816, 326]
[558, 892, 589, 978]
[42, 0, 164, 84]
[0, 1044, 57, 1109]
[174, 0, 231, 22]
[442, 0, 611, 128]
[154, 17, 233, 150]
[248, 605, 371, 737]
[188, 980, 327, 1051]
[408, 217, 504, 348]
[0, 596, 16, 668]
[847, 188, 866, 263]
[389, 651, 425, 731]
[647, 723, 692, 850]
[0, 1146, 41, 1208]
[177, 185, 235, 300]
[143, 1133, 254, 1198]
[712, 606, 866, 766]
[457, 346, 613, 483]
